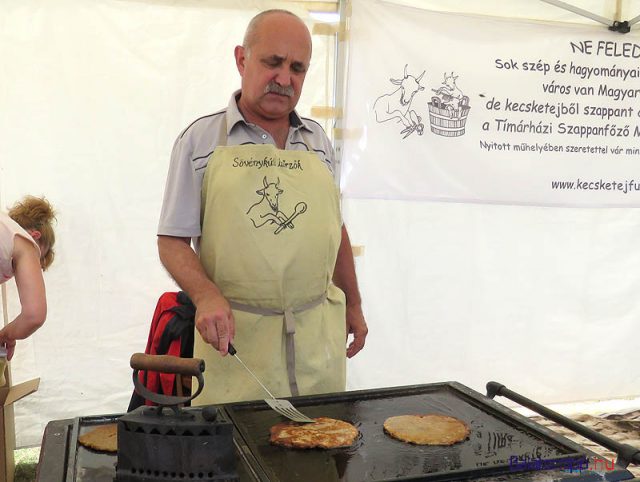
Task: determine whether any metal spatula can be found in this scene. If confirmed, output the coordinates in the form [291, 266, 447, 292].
[228, 343, 314, 423]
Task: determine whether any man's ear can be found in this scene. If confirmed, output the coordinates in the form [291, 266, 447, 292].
[28, 229, 41, 241]
[234, 45, 246, 75]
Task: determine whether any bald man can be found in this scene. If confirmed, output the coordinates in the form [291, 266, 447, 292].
[157, 9, 367, 405]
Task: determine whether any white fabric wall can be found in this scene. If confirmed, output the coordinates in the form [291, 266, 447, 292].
[2, 0, 639, 449]
[343, 199, 640, 399]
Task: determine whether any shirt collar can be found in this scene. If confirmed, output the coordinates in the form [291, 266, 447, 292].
[226, 90, 312, 135]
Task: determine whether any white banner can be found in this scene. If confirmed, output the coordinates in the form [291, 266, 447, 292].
[341, 0, 640, 206]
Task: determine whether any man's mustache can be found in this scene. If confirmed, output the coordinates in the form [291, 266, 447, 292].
[264, 82, 294, 97]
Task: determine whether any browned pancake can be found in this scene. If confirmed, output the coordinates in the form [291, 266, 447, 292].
[383, 414, 470, 445]
[78, 423, 118, 452]
[270, 417, 359, 449]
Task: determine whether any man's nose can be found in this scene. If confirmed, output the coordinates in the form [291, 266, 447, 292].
[274, 68, 292, 86]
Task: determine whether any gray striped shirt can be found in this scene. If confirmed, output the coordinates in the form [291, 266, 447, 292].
[158, 91, 336, 238]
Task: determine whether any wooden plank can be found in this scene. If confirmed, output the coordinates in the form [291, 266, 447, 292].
[0, 404, 16, 482]
[310, 106, 343, 119]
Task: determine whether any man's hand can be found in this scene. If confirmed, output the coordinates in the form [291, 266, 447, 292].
[346, 304, 368, 358]
[194, 292, 236, 356]
[158, 236, 236, 356]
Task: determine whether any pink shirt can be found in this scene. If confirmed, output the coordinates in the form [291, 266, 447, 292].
[0, 212, 39, 284]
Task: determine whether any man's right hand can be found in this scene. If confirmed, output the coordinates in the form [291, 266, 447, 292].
[158, 235, 236, 356]
[194, 292, 236, 355]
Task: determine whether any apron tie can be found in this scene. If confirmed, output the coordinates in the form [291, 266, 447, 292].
[283, 308, 298, 395]
[229, 292, 327, 396]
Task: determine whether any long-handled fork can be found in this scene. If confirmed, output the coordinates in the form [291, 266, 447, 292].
[228, 343, 314, 423]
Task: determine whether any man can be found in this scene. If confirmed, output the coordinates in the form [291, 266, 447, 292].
[157, 9, 367, 405]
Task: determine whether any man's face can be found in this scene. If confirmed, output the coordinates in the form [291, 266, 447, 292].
[235, 13, 311, 123]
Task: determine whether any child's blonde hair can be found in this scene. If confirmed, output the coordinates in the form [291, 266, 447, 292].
[8, 196, 57, 270]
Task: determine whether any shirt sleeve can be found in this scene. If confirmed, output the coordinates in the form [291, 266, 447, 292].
[157, 134, 203, 238]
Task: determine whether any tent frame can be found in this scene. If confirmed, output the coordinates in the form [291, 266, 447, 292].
[540, 0, 636, 32]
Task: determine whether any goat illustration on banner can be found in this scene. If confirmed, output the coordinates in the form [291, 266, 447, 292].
[373, 64, 426, 139]
[428, 72, 471, 137]
[373, 66, 471, 139]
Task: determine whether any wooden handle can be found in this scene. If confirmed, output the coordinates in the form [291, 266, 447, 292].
[130, 353, 204, 376]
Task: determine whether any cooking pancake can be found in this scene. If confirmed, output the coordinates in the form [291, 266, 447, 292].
[270, 417, 358, 449]
[383, 414, 470, 445]
[78, 423, 118, 452]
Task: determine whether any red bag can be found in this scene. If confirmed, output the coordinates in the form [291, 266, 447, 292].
[128, 291, 195, 410]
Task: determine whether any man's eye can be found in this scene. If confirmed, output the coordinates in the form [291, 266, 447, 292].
[263, 59, 281, 67]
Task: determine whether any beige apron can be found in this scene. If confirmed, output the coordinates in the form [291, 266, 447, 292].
[193, 142, 346, 405]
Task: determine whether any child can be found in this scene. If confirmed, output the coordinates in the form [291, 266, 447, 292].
[0, 196, 56, 361]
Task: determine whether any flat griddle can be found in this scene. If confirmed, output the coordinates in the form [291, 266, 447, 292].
[223, 382, 635, 482]
[61, 413, 258, 481]
[44, 381, 637, 482]
[66, 414, 119, 482]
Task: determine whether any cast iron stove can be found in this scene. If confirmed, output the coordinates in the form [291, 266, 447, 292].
[115, 354, 238, 482]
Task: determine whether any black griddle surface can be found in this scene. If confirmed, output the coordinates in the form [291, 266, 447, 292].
[223, 382, 633, 482]
[67, 414, 119, 482]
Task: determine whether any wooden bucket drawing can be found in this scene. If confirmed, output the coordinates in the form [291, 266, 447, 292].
[428, 97, 470, 137]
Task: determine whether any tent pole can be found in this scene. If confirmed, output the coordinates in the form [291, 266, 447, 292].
[538, 0, 612, 26]
[332, 0, 350, 185]
[628, 12, 640, 26]
[614, 0, 622, 21]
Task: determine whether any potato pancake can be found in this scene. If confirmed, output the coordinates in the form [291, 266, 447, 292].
[383, 414, 469, 445]
[270, 417, 358, 449]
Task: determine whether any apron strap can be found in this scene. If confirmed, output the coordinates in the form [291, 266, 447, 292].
[283, 308, 298, 395]
[229, 293, 327, 396]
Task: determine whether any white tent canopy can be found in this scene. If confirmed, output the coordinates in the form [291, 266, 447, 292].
[2, 0, 639, 448]
[378, 0, 636, 25]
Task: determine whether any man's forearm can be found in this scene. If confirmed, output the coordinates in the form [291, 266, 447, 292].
[333, 224, 368, 357]
[157, 235, 222, 305]
[158, 235, 236, 354]
[332, 225, 362, 306]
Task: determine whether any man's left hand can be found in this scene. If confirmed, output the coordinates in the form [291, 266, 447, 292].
[346, 304, 368, 358]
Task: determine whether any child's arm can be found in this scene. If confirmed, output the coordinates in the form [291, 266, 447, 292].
[0, 236, 47, 360]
